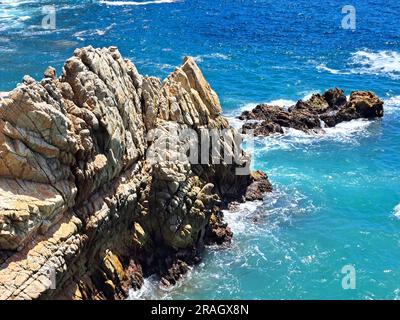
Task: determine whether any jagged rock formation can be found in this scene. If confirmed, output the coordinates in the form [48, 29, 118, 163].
[0, 46, 270, 300]
[240, 88, 384, 136]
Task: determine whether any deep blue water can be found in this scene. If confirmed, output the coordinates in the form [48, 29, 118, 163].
[1, 0, 400, 299]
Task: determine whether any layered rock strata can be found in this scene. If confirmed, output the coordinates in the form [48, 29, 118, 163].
[0, 47, 270, 300]
[240, 88, 384, 136]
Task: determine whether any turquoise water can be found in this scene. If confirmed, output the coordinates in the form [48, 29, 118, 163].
[1, 0, 400, 299]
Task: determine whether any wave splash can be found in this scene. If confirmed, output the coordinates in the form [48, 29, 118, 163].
[350, 50, 400, 78]
[127, 274, 183, 300]
[317, 50, 400, 79]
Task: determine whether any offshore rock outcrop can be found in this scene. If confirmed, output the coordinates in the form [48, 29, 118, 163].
[240, 88, 384, 136]
[0, 47, 270, 300]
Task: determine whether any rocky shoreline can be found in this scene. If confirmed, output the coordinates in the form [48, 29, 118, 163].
[0, 47, 385, 300]
[240, 88, 384, 136]
[0, 46, 270, 300]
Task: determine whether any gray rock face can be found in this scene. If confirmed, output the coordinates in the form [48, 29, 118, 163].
[0, 46, 270, 300]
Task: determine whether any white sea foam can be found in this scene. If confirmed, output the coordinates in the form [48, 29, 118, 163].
[127, 274, 182, 300]
[323, 118, 372, 136]
[349, 50, 400, 79]
[267, 99, 296, 108]
[316, 64, 346, 75]
[300, 91, 318, 101]
[128, 276, 158, 300]
[128, 267, 194, 300]
[224, 187, 315, 235]
[393, 204, 400, 219]
[224, 102, 257, 129]
[384, 96, 400, 106]
[0, 47, 15, 53]
[394, 288, 400, 300]
[17, 15, 31, 22]
[222, 201, 263, 235]
[193, 53, 231, 63]
[226, 98, 295, 118]
[243, 93, 311, 111]
[0, 0, 34, 6]
[384, 95, 400, 112]
[237, 102, 258, 113]
[381, 95, 400, 115]
[74, 23, 116, 40]
[0, 1, 37, 32]
[256, 118, 373, 153]
[99, 0, 180, 6]
[317, 50, 400, 79]
[225, 116, 244, 130]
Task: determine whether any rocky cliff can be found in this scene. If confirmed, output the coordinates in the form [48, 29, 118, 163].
[0, 47, 270, 300]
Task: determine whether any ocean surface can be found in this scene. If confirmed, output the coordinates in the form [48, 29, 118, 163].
[1, 0, 400, 299]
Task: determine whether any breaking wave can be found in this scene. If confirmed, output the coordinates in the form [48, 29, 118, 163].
[349, 50, 400, 79]
[317, 50, 400, 79]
